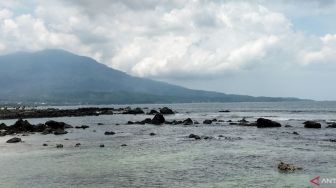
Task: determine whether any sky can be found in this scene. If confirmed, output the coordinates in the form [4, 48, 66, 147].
[0, 0, 336, 100]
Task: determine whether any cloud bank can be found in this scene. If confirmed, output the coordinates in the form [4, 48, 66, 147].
[0, 0, 336, 99]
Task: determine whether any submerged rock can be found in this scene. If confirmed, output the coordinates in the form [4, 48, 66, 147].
[56, 144, 63, 148]
[256, 118, 281, 128]
[45, 120, 65, 130]
[219, 110, 230, 113]
[183, 118, 193, 125]
[147, 109, 159, 115]
[326, 123, 336, 128]
[278, 161, 302, 172]
[123, 107, 144, 115]
[53, 129, 68, 135]
[6, 137, 22, 143]
[100, 144, 105, 148]
[42, 143, 48, 146]
[151, 113, 165, 125]
[127, 121, 134, 125]
[149, 132, 156, 136]
[75, 143, 81, 147]
[121, 144, 127, 147]
[104, 131, 116, 135]
[75, 125, 89, 129]
[160, 107, 174, 114]
[188, 134, 201, 140]
[203, 119, 212, 124]
[303, 121, 321, 129]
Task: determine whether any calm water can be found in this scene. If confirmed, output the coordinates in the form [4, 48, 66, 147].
[0, 102, 336, 188]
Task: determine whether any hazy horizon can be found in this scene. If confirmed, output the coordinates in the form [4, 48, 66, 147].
[1, 0, 336, 100]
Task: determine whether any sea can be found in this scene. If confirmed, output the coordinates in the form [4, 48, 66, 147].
[0, 101, 336, 188]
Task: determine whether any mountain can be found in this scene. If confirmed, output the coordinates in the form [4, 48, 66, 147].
[0, 49, 304, 104]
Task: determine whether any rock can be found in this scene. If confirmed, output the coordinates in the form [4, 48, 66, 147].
[256, 118, 281, 128]
[123, 107, 144, 114]
[6, 137, 21, 143]
[278, 161, 302, 172]
[203, 119, 212, 124]
[147, 109, 159, 115]
[160, 107, 174, 114]
[97, 123, 104, 125]
[45, 120, 65, 130]
[149, 132, 156, 136]
[54, 129, 68, 135]
[100, 144, 105, 148]
[238, 118, 248, 123]
[140, 118, 152, 124]
[285, 125, 293, 128]
[151, 113, 165, 125]
[303, 121, 321, 128]
[326, 123, 336, 128]
[183, 118, 193, 125]
[43, 143, 48, 146]
[64, 124, 73, 129]
[104, 131, 115, 135]
[194, 121, 200, 124]
[329, 139, 336, 142]
[75, 143, 81, 147]
[219, 110, 230, 113]
[56, 144, 63, 148]
[188, 134, 201, 140]
[11, 119, 35, 132]
[75, 125, 89, 129]
[292, 131, 299, 135]
[212, 119, 218, 122]
[0, 123, 7, 130]
[121, 144, 127, 147]
[34, 123, 47, 132]
[127, 121, 134, 125]
[42, 128, 53, 135]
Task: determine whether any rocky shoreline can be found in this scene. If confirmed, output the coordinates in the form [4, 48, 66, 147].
[0, 106, 176, 120]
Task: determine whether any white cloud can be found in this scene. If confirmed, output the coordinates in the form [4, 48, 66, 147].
[0, 0, 336, 80]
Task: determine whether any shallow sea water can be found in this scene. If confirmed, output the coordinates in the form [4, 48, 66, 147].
[0, 102, 336, 188]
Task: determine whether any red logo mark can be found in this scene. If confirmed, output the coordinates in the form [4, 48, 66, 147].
[310, 176, 320, 186]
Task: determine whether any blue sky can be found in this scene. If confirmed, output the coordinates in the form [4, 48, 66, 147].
[0, 0, 336, 100]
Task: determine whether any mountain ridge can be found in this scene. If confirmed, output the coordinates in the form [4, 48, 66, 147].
[0, 49, 307, 105]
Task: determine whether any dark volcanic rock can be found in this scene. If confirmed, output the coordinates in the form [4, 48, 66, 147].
[75, 125, 89, 129]
[104, 131, 116, 135]
[203, 119, 212, 124]
[293, 131, 299, 135]
[11, 119, 35, 132]
[140, 118, 152, 124]
[54, 129, 68, 135]
[160, 107, 174, 114]
[303, 121, 321, 129]
[6, 137, 22, 143]
[123, 107, 144, 115]
[188, 134, 201, 140]
[64, 124, 73, 129]
[256, 118, 281, 128]
[147, 109, 159, 115]
[219, 110, 230, 113]
[183, 118, 193, 125]
[326, 123, 336, 128]
[0, 123, 7, 130]
[151, 113, 165, 125]
[45, 120, 65, 130]
[278, 161, 302, 172]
